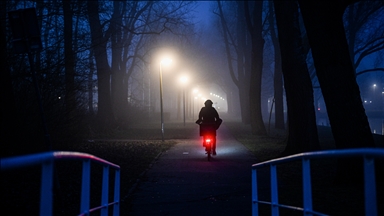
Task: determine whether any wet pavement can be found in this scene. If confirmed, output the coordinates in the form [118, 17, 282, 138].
[128, 125, 258, 215]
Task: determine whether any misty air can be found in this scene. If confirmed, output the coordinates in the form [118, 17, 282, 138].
[1, 1, 383, 216]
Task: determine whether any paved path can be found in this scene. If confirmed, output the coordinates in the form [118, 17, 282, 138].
[128, 125, 258, 215]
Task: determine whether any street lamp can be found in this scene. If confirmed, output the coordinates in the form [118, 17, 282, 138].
[179, 75, 189, 126]
[159, 58, 172, 141]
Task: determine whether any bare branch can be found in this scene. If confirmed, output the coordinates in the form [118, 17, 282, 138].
[217, 0, 239, 87]
[354, 39, 384, 68]
[356, 68, 384, 76]
[354, 36, 384, 55]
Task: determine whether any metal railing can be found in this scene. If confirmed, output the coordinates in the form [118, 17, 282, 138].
[251, 148, 384, 216]
[0, 151, 120, 216]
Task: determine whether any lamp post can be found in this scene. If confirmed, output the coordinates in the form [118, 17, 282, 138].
[192, 89, 198, 119]
[179, 75, 189, 126]
[159, 58, 172, 141]
[183, 88, 186, 126]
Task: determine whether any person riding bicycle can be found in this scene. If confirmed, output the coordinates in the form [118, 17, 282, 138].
[195, 99, 222, 155]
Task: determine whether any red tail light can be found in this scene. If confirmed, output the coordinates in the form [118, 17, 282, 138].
[205, 138, 212, 143]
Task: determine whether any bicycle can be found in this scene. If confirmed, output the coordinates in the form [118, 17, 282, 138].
[197, 122, 218, 161]
[203, 135, 215, 161]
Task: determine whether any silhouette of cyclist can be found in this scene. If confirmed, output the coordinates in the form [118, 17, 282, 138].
[195, 99, 222, 155]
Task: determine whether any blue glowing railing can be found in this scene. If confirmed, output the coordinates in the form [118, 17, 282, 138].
[251, 148, 384, 216]
[0, 151, 120, 216]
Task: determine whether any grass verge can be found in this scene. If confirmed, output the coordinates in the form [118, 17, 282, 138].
[1, 122, 197, 216]
[1, 121, 382, 215]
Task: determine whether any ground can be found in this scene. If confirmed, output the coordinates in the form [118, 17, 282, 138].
[1, 120, 383, 215]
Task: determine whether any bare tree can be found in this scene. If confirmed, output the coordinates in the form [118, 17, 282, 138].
[1, 1, 19, 156]
[267, 1, 285, 129]
[87, 0, 114, 123]
[344, 1, 384, 76]
[244, 1, 267, 135]
[88, 50, 95, 115]
[63, 0, 76, 119]
[274, 1, 320, 154]
[236, 1, 252, 124]
[298, 0, 374, 149]
[86, 1, 197, 124]
[217, 1, 251, 123]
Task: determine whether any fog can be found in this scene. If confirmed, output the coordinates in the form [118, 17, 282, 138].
[3, 0, 383, 147]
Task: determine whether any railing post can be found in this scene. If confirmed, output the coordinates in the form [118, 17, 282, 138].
[252, 169, 259, 216]
[302, 158, 313, 216]
[113, 169, 120, 216]
[40, 160, 54, 216]
[101, 165, 109, 216]
[364, 156, 377, 216]
[270, 164, 279, 216]
[80, 159, 91, 215]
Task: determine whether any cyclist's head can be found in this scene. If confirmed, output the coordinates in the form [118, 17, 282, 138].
[204, 99, 213, 107]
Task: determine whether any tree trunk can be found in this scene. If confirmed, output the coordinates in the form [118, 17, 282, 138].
[88, 51, 94, 115]
[273, 54, 285, 129]
[87, 0, 113, 123]
[274, 1, 320, 154]
[298, 1, 374, 149]
[63, 0, 76, 119]
[236, 1, 251, 124]
[268, 1, 285, 129]
[1, 2, 19, 156]
[226, 90, 235, 116]
[217, 1, 252, 124]
[243, 31, 252, 123]
[110, 1, 126, 120]
[177, 89, 181, 120]
[244, 1, 267, 135]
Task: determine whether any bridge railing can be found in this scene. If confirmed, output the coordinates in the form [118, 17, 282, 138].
[251, 148, 384, 216]
[0, 151, 120, 216]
